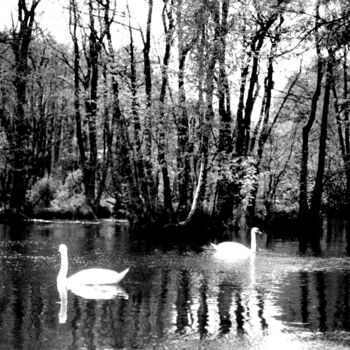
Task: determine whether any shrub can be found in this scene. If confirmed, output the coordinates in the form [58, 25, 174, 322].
[27, 169, 111, 219]
[51, 169, 85, 213]
[26, 176, 60, 208]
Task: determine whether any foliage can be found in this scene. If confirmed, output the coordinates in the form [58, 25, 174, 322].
[1, 0, 350, 228]
[237, 157, 260, 211]
[322, 171, 348, 212]
[50, 170, 86, 213]
[213, 154, 259, 211]
[26, 170, 92, 218]
[26, 176, 60, 209]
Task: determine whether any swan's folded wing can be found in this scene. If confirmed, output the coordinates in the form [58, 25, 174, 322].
[68, 268, 129, 285]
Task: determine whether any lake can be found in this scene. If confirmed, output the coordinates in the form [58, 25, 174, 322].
[0, 218, 350, 350]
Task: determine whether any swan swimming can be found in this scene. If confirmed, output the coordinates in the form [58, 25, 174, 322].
[57, 244, 129, 324]
[211, 227, 262, 261]
[57, 243, 129, 287]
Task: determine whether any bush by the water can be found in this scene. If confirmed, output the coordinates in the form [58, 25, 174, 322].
[26, 176, 60, 208]
[26, 170, 111, 219]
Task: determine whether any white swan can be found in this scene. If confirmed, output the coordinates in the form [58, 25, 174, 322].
[211, 227, 262, 261]
[57, 273, 128, 324]
[57, 243, 129, 287]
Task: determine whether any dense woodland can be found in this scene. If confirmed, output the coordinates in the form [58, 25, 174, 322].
[0, 0, 350, 239]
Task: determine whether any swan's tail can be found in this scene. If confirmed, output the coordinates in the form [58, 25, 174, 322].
[210, 243, 217, 250]
[117, 268, 130, 283]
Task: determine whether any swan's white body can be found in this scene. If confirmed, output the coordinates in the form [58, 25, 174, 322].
[211, 227, 262, 261]
[57, 243, 129, 323]
[57, 244, 129, 287]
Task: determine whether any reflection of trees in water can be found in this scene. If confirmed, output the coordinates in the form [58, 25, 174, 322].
[176, 270, 191, 334]
[257, 290, 268, 332]
[316, 271, 327, 332]
[0, 271, 59, 349]
[216, 271, 268, 338]
[0, 261, 269, 349]
[277, 269, 350, 333]
[61, 265, 350, 348]
[300, 271, 309, 325]
[67, 297, 127, 350]
[197, 277, 209, 338]
[217, 281, 235, 335]
[2, 254, 350, 349]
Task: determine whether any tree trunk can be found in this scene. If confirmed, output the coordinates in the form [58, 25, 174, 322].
[141, 0, 156, 211]
[234, 12, 278, 156]
[69, 0, 86, 169]
[83, 0, 99, 210]
[103, 0, 139, 219]
[310, 56, 333, 218]
[182, 1, 219, 225]
[213, 0, 234, 221]
[127, 6, 145, 199]
[217, 0, 232, 153]
[333, 46, 350, 207]
[176, 0, 193, 219]
[158, 0, 175, 219]
[298, 4, 323, 217]
[9, 0, 41, 213]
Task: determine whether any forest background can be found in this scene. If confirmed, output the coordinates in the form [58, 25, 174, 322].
[0, 0, 350, 244]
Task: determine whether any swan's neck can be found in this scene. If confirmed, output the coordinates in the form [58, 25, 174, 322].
[57, 282, 68, 324]
[57, 251, 68, 282]
[250, 231, 257, 252]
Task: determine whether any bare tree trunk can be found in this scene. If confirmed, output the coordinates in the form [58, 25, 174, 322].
[103, 0, 138, 218]
[333, 45, 350, 207]
[182, 1, 219, 225]
[158, 0, 175, 219]
[127, 5, 145, 197]
[9, 0, 41, 213]
[69, 0, 86, 176]
[298, 3, 323, 217]
[213, 0, 234, 220]
[95, 65, 113, 209]
[83, 0, 99, 210]
[176, 0, 193, 219]
[234, 11, 279, 156]
[182, 154, 208, 225]
[217, 0, 232, 153]
[141, 0, 156, 211]
[310, 55, 333, 218]
[342, 47, 350, 200]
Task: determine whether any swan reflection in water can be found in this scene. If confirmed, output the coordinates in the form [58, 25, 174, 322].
[56, 243, 129, 324]
[208, 228, 266, 336]
[57, 281, 129, 324]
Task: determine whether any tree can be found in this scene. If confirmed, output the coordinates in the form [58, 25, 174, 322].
[309, 53, 334, 220]
[157, 0, 176, 220]
[4, 0, 41, 214]
[298, 0, 324, 218]
[68, 0, 115, 215]
[182, 0, 221, 225]
[141, 0, 157, 214]
[175, 0, 197, 219]
[234, 1, 283, 157]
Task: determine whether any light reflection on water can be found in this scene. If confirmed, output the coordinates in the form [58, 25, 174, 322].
[0, 220, 349, 349]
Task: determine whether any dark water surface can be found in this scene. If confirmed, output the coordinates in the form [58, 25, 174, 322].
[0, 219, 350, 350]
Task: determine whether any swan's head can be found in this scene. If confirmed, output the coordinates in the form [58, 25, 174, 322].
[59, 243, 68, 255]
[251, 227, 262, 235]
